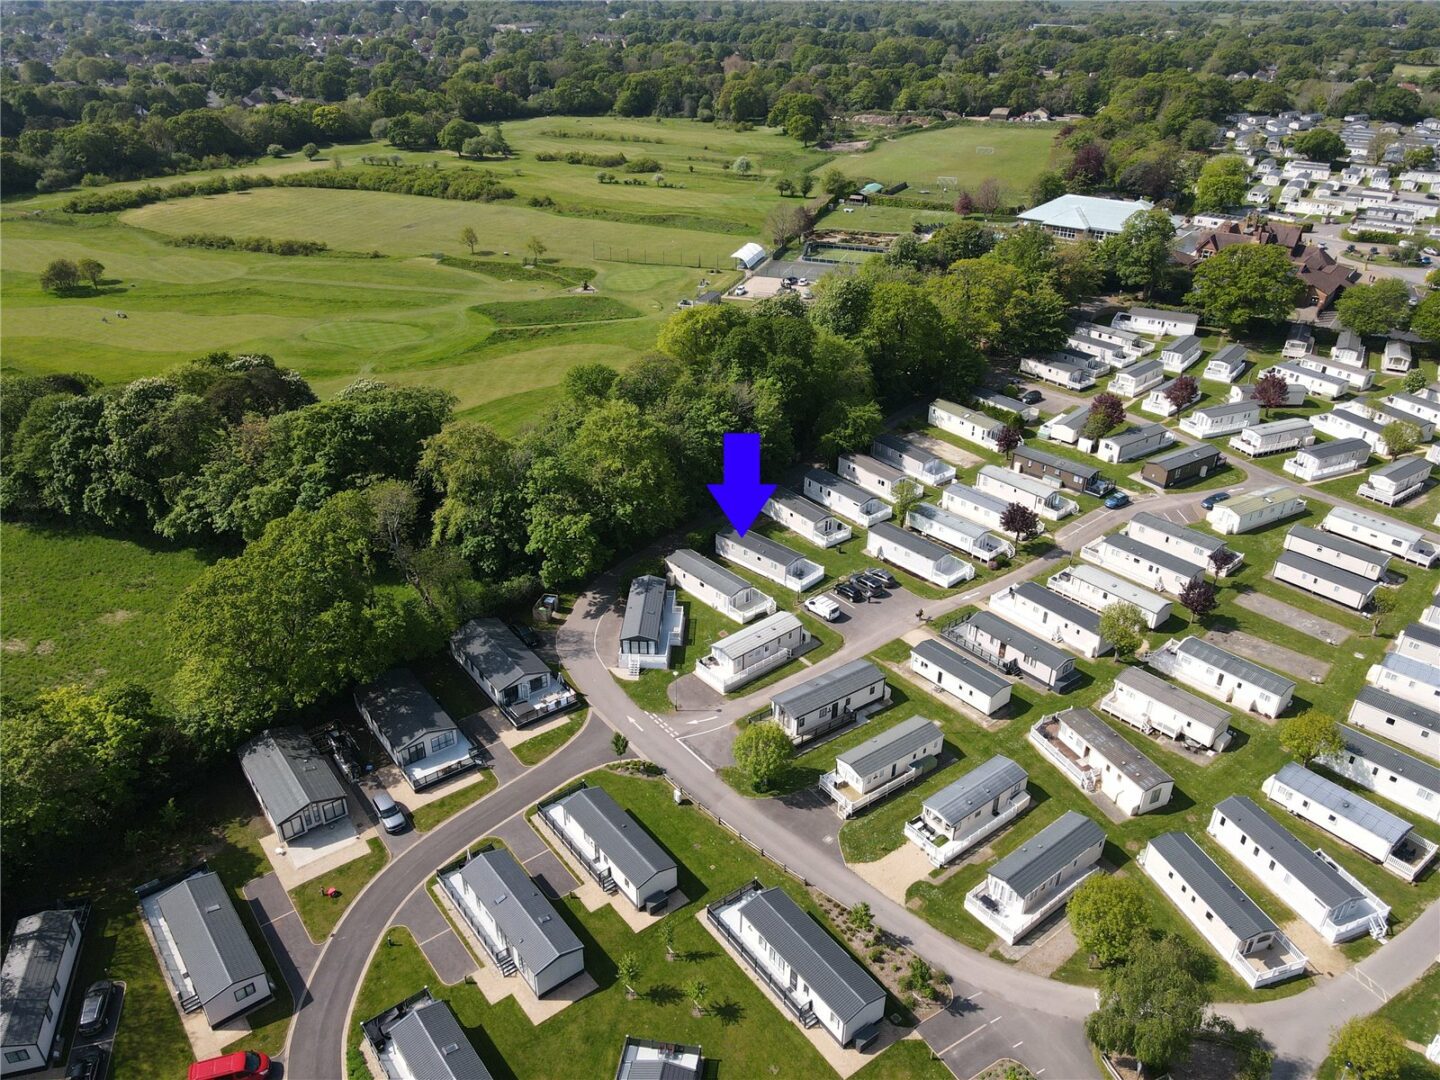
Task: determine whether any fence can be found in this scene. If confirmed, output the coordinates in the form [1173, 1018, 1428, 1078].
[590, 241, 731, 269]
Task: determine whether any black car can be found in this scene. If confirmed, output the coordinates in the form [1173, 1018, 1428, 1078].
[834, 581, 864, 603]
[76, 980, 114, 1038]
[508, 622, 543, 649]
[864, 567, 899, 588]
[1020, 389, 1044, 405]
[66, 1045, 106, 1080]
[854, 572, 889, 595]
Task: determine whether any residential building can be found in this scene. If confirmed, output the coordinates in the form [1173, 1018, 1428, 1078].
[761, 490, 852, 548]
[1207, 797, 1390, 943]
[1094, 423, 1175, 464]
[1161, 335, 1204, 374]
[1018, 193, 1156, 239]
[450, 619, 577, 728]
[1230, 379, 1306, 408]
[615, 1039, 703, 1080]
[1100, 667, 1233, 752]
[618, 575, 684, 673]
[1271, 360, 1350, 400]
[1180, 401, 1260, 439]
[440, 847, 585, 997]
[905, 756, 1031, 867]
[1116, 308, 1200, 337]
[976, 465, 1078, 521]
[361, 991, 494, 1080]
[821, 716, 943, 818]
[1320, 728, 1440, 824]
[1142, 378, 1202, 418]
[1139, 833, 1308, 989]
[906, 503, 1015, 563]
[356, 669, 477, 789]
[837, 453, 913, 502]
[908, 638, 1013, 717]
[1149, 637, 1295, 717]
[1297, 354, 1374, 391]
[1332, 330, 1366, 368]
[1020, 353, 1096, 389]
[940, 484, 1024, 534]
[973, 388, 1039, 424]
[1310, 408, 1391, 456]
[1141, 443, 1226, 488]
[1283, 323, 1314, 359]
[1263, 763, 1437, 881]
[944, 610, 1080, 691]
[715, 529, 823, 593]
[706, 883, 885, 1047]
[770, 660, 890, 746]
[0, 909, 83, 1076]
[1126, 513, 1236, 574]
[1230, 417, 1315, 457]
[1110, 359, 1164, 398]
[1030, 708, 1174, 816]
[541, 785, 679, 912]
[1273, 551, 1379, 611]
[238, 728, 348, 842]
[143, 871, 272, 1027]
[1366, 653, 1440, 712]
[990, 582, 1110, 658]
[1283, 525, 1389, 580]
[1081, 533, 1206, 595]
[1321, 505, 1439, 568]
[1204, 344, 1249, 383]
[1358, 457, 1432, 507]
[1038, 405, 1090, 445]
[871, 433, 956, 486]
[1207, 486, 1307, 535]
[865, 522, 973, 587]
[665, 548, 776, 624]
[1046, 565, 1172, 629]
[1011, 445, 1111, 496]
[802, 468, 892, 528]
[963, 811, 1107, 944]
[1383, 339, 1414, 374]
[694, 611, 808, 694]
[928, 400, 1010, 452]
[1284, 440, 1370, 480]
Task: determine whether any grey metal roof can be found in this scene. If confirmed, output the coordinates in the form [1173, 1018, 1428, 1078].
[1401, 621, 1440, 652]
[389, 997, 493, 1080]
[1112, 667, 1230, 731]
[457, 848, 582, 976]
[1209, 343, 1248, 367]
[945, 484, 1009, 515]
[621, 575, 670, 645]
[1056, 707, 1173, 789]
[841, 452, 905, 484]
[836, 716, 942, 777]
[1163, 334, 1202, 354]
[1370, 456, 1432, 483]
[909, 502, 993, 542]
[615, 1037, 704, 1080]
[156, 871, 266, 1007]
[1175, 637, 1295, 697]
[0, 910, 78, 1047]
[768, 488, 832, 526]
[911, 638, 1011, 697]
[1013, 444, 1100, 480]
[1148, 832, 1276, 941]
[552, 786, 676, 890]
[923, 755, 1028, 827]
[1324, 505, 1426, 544]
[356, 668, 460, 751]
[1122, 359, 1164, 379]
[1212, 796, 1362, 910]
[873, 432, 936, 466]
[804, 468, 882, 509]
[1300, 438, 1370, 461]
[1376, 652, 1440, 687]
[1146, 443, 1223, 470]
[1130, 512, 1225, 555]
[1271, 763, 1411, 846]
[1007, 581, 1101, 632]
[1356, 684, 1440, 736]
[933, 399, 1002, 431]
[451, 618, 552, 692]
[1131, 307, 1196, 325]
[771, 659, 885, 718]
[1275, 551, 1378, 596]
[738, 887, 883, 1024]
[1191, 401, 1258, 421]
[1100, 534, 1206, 580]
[718, 527, 805, 569]
[1287, 524, 1387, 570]
[1336, 727, 1440, 793]
[964, 610, 1072, 671]
[1105, 423, 1171, 448]
[1336, 329, 1364, 353]
[238, 727, 346, 828]
[987, 811, 1105, 897]
[710, 611, 802, 662]
[666, 548, 749, 598]
[868, 521, 954, 563]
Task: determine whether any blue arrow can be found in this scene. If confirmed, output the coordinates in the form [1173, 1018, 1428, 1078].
[707, 433, 776, 537]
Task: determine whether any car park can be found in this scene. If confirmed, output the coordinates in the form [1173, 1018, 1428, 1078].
[371, 789, 408, 834]
[188, 1050, 271, 1080]
[66, 1045, 106, 1080]
[1103, 491, 1131, 509]
[1200, 491, 1231, 510]
[864, 567, 899, 588]
[833, 581, 864, 603]
[803, 594, 842, 621]
[76, 979, 114, 1037]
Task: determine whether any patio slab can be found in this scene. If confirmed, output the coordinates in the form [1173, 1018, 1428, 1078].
[1202, 627, 1331, 686]
[498, 709, 575, 750]
[1234, 591, 1351, 645]
[259, 813, 370, 890]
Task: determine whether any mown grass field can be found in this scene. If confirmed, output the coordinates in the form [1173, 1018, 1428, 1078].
[831, 121, 1059, 202]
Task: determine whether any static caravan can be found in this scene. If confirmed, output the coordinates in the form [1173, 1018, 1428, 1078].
[361, 992, 494, 1080]
[1332, 329, 1366, 368]
[761, 489, 852, 548]
[1385, 391, 1440, 428]
[905, 756, 1031, 867]
[1285, 438, 1372, 482]
[975, 464, 1078, 521]
[542, 785, 678, 911]
[865, 522, 973, 587]
[1357, 457, 1432, 507]
[1283, 525, 1389, 580]
[1116, 307, 1199, 337]
[1126, 513, 1235, 575]
[356, 669, 477, 788]
[973, 388, 1040, 424]
[906, 503, 1015, 563]
[450, 619, 578, 728]
[1203, 344, 1249, 383]
[1320, 729, 1440, 825]
[1038, 405, 1091, 446]
[1080, 533, 1205, 595]
[908, 638, 1013, 717]
[1273, 551, 1379, 611]
[989, 581, 1110, 658]
[1207, 486, 1307, 535]
[238, 728, 348, 842]
[1095, 423, 1175, 464]
[1382, 339, 1414, 374]
[1207, 797, 1390, 944]
[1310, 408, 1389, 456]
[1283, 323, 1314, 359]
[1366, 653, 1440, 711]
[1230, 417, 1315, 457]
[1321, 505, 1439, 568]
[0, 909, 83, 1076]
[1142, 378, 1202, 418]
[871, 433, 956, 486]
[1011, 445, 1111, 496]
[619, 575, 685, 672]
[1075, 320, 1148, 357]
[1149, 636, 1295, 718]
[820, 716, 943, 818]
[1230, 379, 1306, 408]
[1141, 443, 1225, 488]
[1271, 361, 1349, 400]
[769, 659, 890, 746]
[963, 811, 1107, 945]
[1100, 666, 1233, 752]
[1180, 401, 1260, 439]
[928, 400, 1009, 452]
[1139, 833, 1307, 989]
[693, 611, 808, 694]
[714, 528, 824, 593]
[1110, 359, 1165, 398]
[1046, 565, 1172, 629]
[1021, 354, 1096, 390]
[1396, 622, 1440, 668]
[1030, 707, 1174, 817]
[940, 484, 1019, 534]
[944, 610, 1080, 691]
[1066, 330, 1129, 370]
[837, 453, 914, 502]
[802, 468, 892, 528]
[1161, 335, 1204, 374]
[1295, 355, 1372, 392]
[665, 548, 776, 624]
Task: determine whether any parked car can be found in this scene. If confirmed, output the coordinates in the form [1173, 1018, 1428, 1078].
[507, 622, 542, 649]
[847, 574, 879, 599]
[1020, 389, 1044, 405]
[864, 567, 898, 588]
[1103, 491, 1131, 509]
[833, 581, 864, 603]
[76, 980, 114, 1038]
[1200, 491, 1231, 510]
[66, 1046, 106, 1080]
[803, 594, 841, 622]
[370, 789, 408, 834]
[187, 1051, 271, 1080]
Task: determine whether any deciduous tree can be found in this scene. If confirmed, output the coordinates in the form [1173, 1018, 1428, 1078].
[1098, 602, 1147, 661]
[1165, 375, 1198, 412]
[1193, 154, 1250, 211]
[1188, 245, 1305, 332]
[1253, 369, 1291, 414]
[1279, 709, 1343, 765]
[1000, 502, 1041, 541]
[76, 258, 104, 287]
[1086, 936, 1209, 1072]
[1381, 419, 1420, 457]
[1336, 279, 1412, 336]
[732, 722, 794, 791]
[1101, 208, 1176, 297]
[39, 258, 79, 293]
[1328, 1017, 1408, 1080]
[460, 225, 478, 254]
[1068, 875, 1150, 966]
[1178, 579, 1218, 621]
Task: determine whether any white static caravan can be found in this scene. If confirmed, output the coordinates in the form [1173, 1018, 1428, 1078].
[909, 638, 1013, 718]
[1180, 401, 1260, 438]
[1046, 564, 1172, 629]
[1095, 423, 1175, 464]
[619, 575, 685, 673]
[1139, 833, 1308, 990]
[1263, 763, 1438, 881]
[1080, 533, 1205, 596]
[1149, 636, 1295, 718]
[1385, 391, 1440, 429]
[1271, 361, 1349, 400]
[1283, 525, 1389, 580]
[940, 484, 1022, 534]
[837, 452, 914, 502]
[1357, 457, 1432, 507]
[1208, 797, 1390, 944]
[1075, 319, 1149, 359]
[1310, 408, 1390, 456]
[1203, 343, 1249, 384]
[1067, 330, 1129, 370]
[1020, 353, 1096, 390]
[802, 468, 892, 528]
[1382, 339, 1414, 374]
[1321, 505, 1439, 568]
[1116, 307, 1199, 337]
[769, 659, 890, 746]
[1283, 323, 1314, 359]
[973, 388, 1040, 424]
[1229, 417, 1315, 458]
[906, 503, 1015, 563]
[865, 522, 973, 587]
[1366, 653, 1440, 712]
[1332, 329, 1366, 368]
[945, 611, 1080, 692]
[761, 489, 852, 548]
[1038, 405, 1091, 446]
[693, 611, 809, 694]
[1142, 378, 1202, 418]
[1207, 486, 1307, 535]
[1284, 438, 1372, 482]
[821, 716, 943, 818]
[1230, 379, 1306, 408]
[1298, 353, 1374, 391]
[905, 755, 1031, 867]
[928, 399, 1010, 453]
[1126, 513, 1236, 576]
[1110, 359, 1164, 398]
[1273, 551, 1379, 611]
[1101, 664, 1234, 754]
[1321, 728, 1440, 825]
[1396, 622, 1440, 669]
[714, 528, 824, 593]
[975, 464, 1078, 521]
[665, 548, 776, 624]
[0, 909, 83, 1076]
[1030, 707, 1174, 816]
[542, 785, 679, 912]
[989, 581, 1109, 658]
[1160, 335, 1204, 374]
[871, 433, 956, 487]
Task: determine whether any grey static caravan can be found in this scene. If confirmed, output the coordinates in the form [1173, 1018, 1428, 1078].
[360, 992, 494, 1080]
[1160, 335, 1204, 374]
[694, 611, 808, 694]
[908, 638, 1014, 717]
[1320, 728, 1440, 825]
[1046, 564, 1172, 629]
[871, 433, 957, 486]
[905, 755, 1031, 867]
[1272, 551, 1379, 611]
[989, 581, 1110, 658]
[238, 728, 348, 842]
[905, 503, 1015, 563]
[1080, 533, 1205, 595]
[1148, 636, 1295, 718]
[1283, 525, 1389, 580]
[1099, 666, 1233, 752]
[820, 715, 943, 818]
[1357, 456, 1432, 507]
[541, 784, 679, 911]
[714, 528, 824, 593]
[1011, 444, 1111, 496]
[619, 575, 685, 672]
[665, 548, 777, 624]
[761, 489, 853, 548]
[1229, 417, 1315, 457]
[769, 659, 890, 746]
[944, 610, 1080, 691]
[1030, 707, 1174, 817]
[355, 668, 477, 788]
[802, 468, 892, 528]
[450, 619, 578, 728]
[864, 522, 973, 587]
[0, 908, 84, 1076]
[1320, 505, 1439, 568]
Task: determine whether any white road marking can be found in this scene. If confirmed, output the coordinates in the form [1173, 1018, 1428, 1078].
[675, 736, 717, 773]
[989, 1016, 1004, 1025]
[416, 928, 455, 947]
[1013, 1041, 1025, 1048]
[937, 1025, 990, 1056]
[685, 715, 719, 725]
[626, 715, 644, 731]
[1036, 1069, 1046, 1075]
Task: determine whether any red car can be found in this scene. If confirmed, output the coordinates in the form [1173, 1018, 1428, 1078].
[187, 1050, 271, 1080]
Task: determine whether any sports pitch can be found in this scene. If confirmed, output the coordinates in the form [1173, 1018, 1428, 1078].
[830, 121, 1058, 199]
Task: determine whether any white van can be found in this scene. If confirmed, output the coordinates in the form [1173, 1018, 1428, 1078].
[803, 594, 842, 621]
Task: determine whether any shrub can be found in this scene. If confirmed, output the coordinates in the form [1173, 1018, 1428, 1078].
[623, 156, 663, 173]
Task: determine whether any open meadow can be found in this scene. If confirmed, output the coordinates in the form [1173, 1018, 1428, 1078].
[830, 121, 1059, 203]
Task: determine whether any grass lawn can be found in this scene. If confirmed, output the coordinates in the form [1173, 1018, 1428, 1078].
[512, 710, 587, 766]
[616, 595, 732, 715]
[287, 838, 388, 941]
[345, 767, 922, 1080]
[410, 770, 499, 833]
[1314, 964, 1440, 1080]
